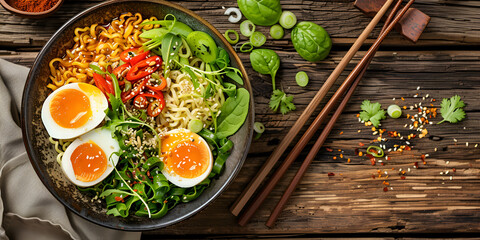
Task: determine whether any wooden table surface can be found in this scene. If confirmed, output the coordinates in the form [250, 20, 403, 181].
[2, 0, 479, 238]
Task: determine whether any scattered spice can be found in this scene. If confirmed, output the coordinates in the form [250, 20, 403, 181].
[327, 172, 335, 177]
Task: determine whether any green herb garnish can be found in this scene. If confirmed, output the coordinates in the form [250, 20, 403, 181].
[359, 100, 386, 127]
[437, 95, 466, 124]
[270, 89, 296, 115]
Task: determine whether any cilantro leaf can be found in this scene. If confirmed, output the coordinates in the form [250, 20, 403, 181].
[437, 95, 466, 124]
[269, 89, 296, 115]
[359, 100, 386, 127]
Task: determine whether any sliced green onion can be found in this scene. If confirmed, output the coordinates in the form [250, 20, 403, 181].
[253, 122, 265, 133]
[295, 71, 309, 87]
[253, 122, 265, 140]
[387, 104, 402, 118]
[269, 24, 284, 40]
[239, 42, 253, 53]
[250, 31, 266, 47]
[178, 37, 191, 58]
[224, 7, 242, 23]
[279, 11, 297, 29]
[224, 29, 239, 45]
[188, 119, 203, 133]
[240, 20, 255, 37]
[366, 145, 384, 158]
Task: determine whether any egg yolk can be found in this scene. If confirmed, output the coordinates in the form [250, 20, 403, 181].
[70, 141, 107, 182]
[164, 138, 210, 179]
[49, 88, 92, 128]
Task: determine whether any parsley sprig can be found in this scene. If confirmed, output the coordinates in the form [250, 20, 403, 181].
[269, 89, 296, 114]
[437, 95, 466, 124]
[359, 100, 386, 127]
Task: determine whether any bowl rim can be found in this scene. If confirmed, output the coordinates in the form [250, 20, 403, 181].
[0, 0, 64, 16]
[21, 0, 254, 231]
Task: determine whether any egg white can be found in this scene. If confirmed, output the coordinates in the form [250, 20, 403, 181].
[41, 83, 108, 139]
[61, 128, 120, 187]
[161, 129, 213, 188]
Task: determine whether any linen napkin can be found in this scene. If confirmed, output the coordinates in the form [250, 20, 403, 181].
[0, 58, 141, 240]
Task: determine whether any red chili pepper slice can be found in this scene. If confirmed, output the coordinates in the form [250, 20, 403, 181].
[146, 75, 167, 92]
[133, 95, 148, 109]
[120, 47, 150, 66]
[93, 73, 114, 95]
[112, 63, 131, 79]
[121, 77, 148, 102]
[105, 63, 130, 86]
[147, 99, 165, 117]
[137, 90, 165, 117]
[126, 56, 162, 82]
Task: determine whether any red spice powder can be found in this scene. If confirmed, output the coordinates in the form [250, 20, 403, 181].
[8, 0, 59, 12]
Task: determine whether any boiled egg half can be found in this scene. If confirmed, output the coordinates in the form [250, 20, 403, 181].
[161, 128, 213, 188]
[61, 128, 120, 187]
[41, 83, 108, 139]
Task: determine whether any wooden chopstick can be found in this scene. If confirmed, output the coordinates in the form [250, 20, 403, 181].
[230, 0, 396, 217]
[265, 0, 416, 227]
[235, 0, 396, 226]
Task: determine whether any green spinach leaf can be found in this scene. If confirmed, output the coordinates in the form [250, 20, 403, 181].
[291, 21, 332, 62]
[237, 0, 282, 26]
[250, 48, 280, 90]
[216, 88, 250, 139]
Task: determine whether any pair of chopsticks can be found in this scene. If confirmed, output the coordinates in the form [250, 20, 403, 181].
[232, 0, 415, 227]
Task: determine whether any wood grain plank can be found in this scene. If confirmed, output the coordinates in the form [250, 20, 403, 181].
[2, 0, 480, 236]
[0, 0, 479, 48]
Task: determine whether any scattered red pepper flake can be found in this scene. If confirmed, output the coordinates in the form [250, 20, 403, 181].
[371, 174, 376, 179]
[401, 176, 406, 180]
[347, 158, 351, 163]
[414, 162, 419, 168]
[326, 147, 333, 152]
[358, 142, 365, 147]
[339, 131, 344, 135]
[333, 156, 337, 160]
[420, 154, 426, 161]
[405, 146, 411, 151]
[452, 168, 456, 172]
[327, 172, 335, 176]
[340, 154, 343, 158]
[401, 97, 405, 101]
[383, 187, 388, 192]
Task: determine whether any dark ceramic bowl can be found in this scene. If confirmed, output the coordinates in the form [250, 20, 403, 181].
[21, 0, 253, 231]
